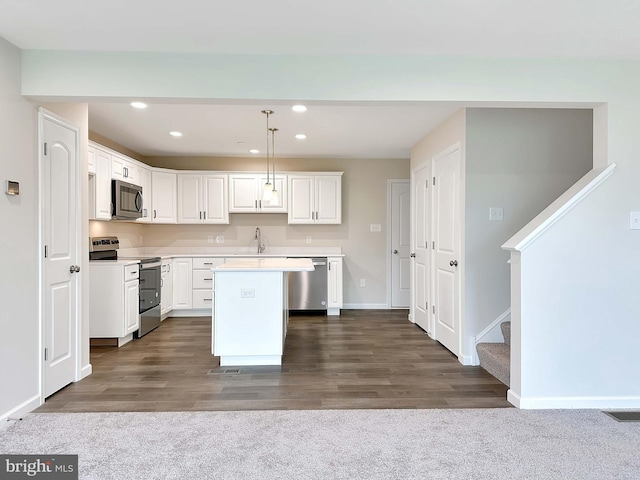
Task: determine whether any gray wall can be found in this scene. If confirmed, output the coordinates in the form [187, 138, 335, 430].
[0, 37, 39, 419]
[464, 108, 593, 355]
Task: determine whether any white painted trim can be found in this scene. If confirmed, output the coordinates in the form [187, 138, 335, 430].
[458, 354, 474, 365]
[387, 179, 411, 310]
[502, 164, 616, 252]
[343, 303, 390, 310]
[472, 308, 511, 365]
[0, 394, 41, 429]
[80, 364, 92, 380]
[169, 309, 212, 317]
[511, 392, 640, 410]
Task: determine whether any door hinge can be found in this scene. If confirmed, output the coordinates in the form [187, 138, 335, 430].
[44, 347, 48, 362]
[432, 305, 436, 314]
[44, 245, 48, 258]
[425, 302, 428, 311]
[432, 241, 435, 249]
[43, 143, 47, 156]
[425, 179, 428, 188]
[433, 177, 436, 186]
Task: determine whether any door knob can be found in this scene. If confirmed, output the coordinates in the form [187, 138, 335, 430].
[449, 260, 458, 267]
[410, 253, 416, 258]
[69, 265, 80, 273]
[393, 250, 398, 254]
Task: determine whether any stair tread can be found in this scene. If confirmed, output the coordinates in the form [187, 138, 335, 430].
[476, 342, 510, 387]
[501, 321, 511, 346]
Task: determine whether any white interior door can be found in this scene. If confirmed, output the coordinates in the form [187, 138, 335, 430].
[41, 110, 79, 398]
[391, 181, 410, 307]
[412, 163, 430, 331]
[432, 146, 461, 356]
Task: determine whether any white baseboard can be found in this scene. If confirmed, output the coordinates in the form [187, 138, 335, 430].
[342, 303, 390, 310]
[458, 354, 474, 366]
[508, 390, 640, 409]
[0, 394, 41, 430]
[168, 309, 212, 318]
[80, 363, 92, 380]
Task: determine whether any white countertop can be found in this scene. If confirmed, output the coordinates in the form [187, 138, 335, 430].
[118, 246, 344, 259]
[214, 257, 315, 272]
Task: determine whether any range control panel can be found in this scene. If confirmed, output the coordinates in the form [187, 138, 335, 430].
[89, 236, 120, 252]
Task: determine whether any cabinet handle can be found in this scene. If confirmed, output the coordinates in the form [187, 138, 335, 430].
[204, 278, 212, 281]
[161, 278, 164, 287]
[167, 264, 171, 272]
[255, 200, 257, 209]
[204, 211, 207, 220]
[203, 262, 213, 265]
[124, 167, 128, 177]
[259, 200, 262, 209]
[199, 211, 202, 219]
[204, 298, 212, 302]
[153, 210, 157, 219]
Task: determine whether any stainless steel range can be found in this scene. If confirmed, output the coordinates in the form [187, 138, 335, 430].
[90, 236, 162, 337]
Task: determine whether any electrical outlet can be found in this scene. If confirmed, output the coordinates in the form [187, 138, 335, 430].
[216, 235, 224, 243]
[207, 235, 214, 244]
[360, 279, 366, 287]
[489, 207, 504, 221]
[306, 236, 312, 244]
[370, 224, 382, 232]
[240, 288, 255, 298]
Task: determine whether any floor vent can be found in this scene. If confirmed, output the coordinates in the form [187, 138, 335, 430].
[209, 368, 240, 375]
[603, 411, 640, 422]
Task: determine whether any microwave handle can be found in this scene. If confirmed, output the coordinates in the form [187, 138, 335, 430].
[135, 190, 143, 212]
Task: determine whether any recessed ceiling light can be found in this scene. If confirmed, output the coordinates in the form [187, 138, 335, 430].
[292, 105, 307, 113]
[249, 149, 260, 154]
[295, 134, 307, 140]
[169, 131, 183, 137]
[130, 102, 147, 109]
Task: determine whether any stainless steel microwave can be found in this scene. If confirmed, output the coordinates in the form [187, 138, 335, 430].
[112, 179, 143, 219]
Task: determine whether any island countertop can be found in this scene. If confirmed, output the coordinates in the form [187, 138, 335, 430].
[214, 257, 314, 272]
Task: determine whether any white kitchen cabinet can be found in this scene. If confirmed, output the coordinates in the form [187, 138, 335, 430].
[87, 144, 96, 174]
[151, 170, 177, 223]
[327, 257, 343, 315]
[161, 259, 173, 317]
[229, 173, 287, 213]
[89, 262, 140, 345]
[288, 173, 342, 224]
[192, 257, 225, 309]
[136, 166, 152, 223]
[172, 257, 193, 309]
[177, 173, 228, 224]
[111, 153, 139, 185]
[94, 147, 112, 220]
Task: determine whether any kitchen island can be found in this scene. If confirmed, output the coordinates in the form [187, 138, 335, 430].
[212, 257, 314, 366]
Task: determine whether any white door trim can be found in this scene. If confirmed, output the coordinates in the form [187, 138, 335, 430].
[386, 179, 411, 310]
[38, 107, 82, 403]
[410, 159, 430, 329]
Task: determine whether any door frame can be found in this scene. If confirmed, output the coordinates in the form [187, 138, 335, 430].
[386, 179, 411, 310]
[38, 107, 83, 403]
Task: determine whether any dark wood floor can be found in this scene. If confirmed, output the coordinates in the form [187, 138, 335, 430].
[37, 310, 510, 412]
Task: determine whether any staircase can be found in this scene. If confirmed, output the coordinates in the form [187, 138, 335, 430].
[476, 321, 511, 386]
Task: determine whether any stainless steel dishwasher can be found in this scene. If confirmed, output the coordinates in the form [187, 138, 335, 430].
[288, 257, 327, 312]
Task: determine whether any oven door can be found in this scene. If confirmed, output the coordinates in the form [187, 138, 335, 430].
[139, 261, 161, 313]
[112, 179, 143, 219]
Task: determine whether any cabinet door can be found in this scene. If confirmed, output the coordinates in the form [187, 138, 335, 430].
[87, 144, 96, 174]
[288, 175, 314, 224]
[124, 279, 140, 335]
[123, 161, 138, 185]
[161, 262, 173, 316]
[203, 174, 229, 223]
[111, 154, 126, 181]
[229, 174, 258, 212]
[172, 258, 193, 309]
[177, 174, 203, 223]
[327, 257, 343, 309]
[315, 175, 342, 224]
[95, 148, 112, 220]
[258, 174, 288, 213]
[152, 170, 177, 223]
[136, 167, 152, 223]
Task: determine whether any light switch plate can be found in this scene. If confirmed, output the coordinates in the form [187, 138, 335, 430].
[370, 224, 382, 232]
[240, 289, 255, 298]
[489, 207, 504, 221]
[216, 236, 224, 244]
[630, 211, 640, 230]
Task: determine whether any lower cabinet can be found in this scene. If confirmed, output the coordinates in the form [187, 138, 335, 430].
[172, 258, 193, 309]
[327, 257, 344, 315]
[90, 263, 140, 345]
[193, 257, 224, 309]
[161, 259, 173, 317]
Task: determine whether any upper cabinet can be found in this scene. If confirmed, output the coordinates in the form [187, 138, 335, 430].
[151, 170, 177, 223]
[87, 144, 96, 174]
[288, 174, 342, 224]
[111, 153, 139, 186]
[177, 173, 229, 224]
[136, 166, 152, 223]
[93, 147, 112, 220]
[229, 173, 288, 213]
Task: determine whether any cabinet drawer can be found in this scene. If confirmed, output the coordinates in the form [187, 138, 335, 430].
[193, 289, 214, 309]
[193, 269, 214, 289]
[192, 257, 225, 269]
[124, 264, 139, 281]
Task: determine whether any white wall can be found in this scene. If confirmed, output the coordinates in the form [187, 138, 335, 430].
[464, 108, 593, 358]
[15, 49, 640, 408]
[0, 37, 39, 421]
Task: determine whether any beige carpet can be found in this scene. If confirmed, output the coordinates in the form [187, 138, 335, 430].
[1, 409, 639, 479]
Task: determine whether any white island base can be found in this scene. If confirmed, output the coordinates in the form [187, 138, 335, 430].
[212, 258, 314, 366]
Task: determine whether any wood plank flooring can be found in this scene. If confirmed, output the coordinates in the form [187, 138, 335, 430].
[37, 310, 511, 412]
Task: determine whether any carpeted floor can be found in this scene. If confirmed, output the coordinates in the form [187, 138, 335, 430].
[1, 409, 639, 479]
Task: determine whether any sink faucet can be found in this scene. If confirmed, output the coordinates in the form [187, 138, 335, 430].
[255, 227, 265, 254]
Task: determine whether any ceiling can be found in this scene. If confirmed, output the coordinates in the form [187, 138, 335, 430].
[2, 0, 635, 159]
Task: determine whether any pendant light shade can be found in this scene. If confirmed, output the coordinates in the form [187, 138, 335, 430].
[261, 110, 274, 202]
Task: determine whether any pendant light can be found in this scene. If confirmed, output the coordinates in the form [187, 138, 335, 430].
[269, 127, 279, 206]
[261, 109, 274, 202]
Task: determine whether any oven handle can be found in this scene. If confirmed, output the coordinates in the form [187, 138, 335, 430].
[140, 261, 162, 269]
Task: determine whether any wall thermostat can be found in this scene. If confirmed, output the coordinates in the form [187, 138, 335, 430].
[6, 181, 19, 196]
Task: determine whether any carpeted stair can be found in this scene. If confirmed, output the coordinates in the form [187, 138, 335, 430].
[476, 321, 511, 386]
